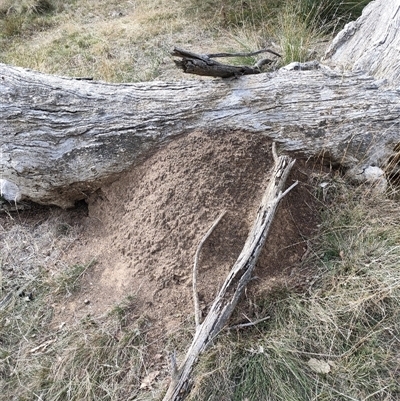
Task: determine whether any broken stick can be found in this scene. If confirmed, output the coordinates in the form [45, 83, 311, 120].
[162, 143, 297, 401]
[171, 47, 281, 78]
[193, 210, 226, 328]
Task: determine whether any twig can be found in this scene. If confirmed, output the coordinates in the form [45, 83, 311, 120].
[272, 142, 279, 163]
[229, 315, 271, 330]
[207, 49, 282, 58]
[169, 350, 178, 383]
[193, 210, 226, 328]
[276, 180, 298, 202]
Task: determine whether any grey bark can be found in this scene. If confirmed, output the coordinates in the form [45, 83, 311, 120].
[1, 0, 400, 207]
[324, 0, 400, 87]
[1, 62, 399, 207]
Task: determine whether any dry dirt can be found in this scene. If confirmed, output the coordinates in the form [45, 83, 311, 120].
[1, 129, 321, 359]
[55, 130, 319, 334]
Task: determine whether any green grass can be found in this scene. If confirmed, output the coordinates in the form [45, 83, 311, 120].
[272, 0, 372, 65]
[275, 2, 321, 65]
[189, 180, 400, 401]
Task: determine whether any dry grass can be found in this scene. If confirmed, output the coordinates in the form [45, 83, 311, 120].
[0, 0, 370, 81]
[3, 177, 398, 400]
[0, 0, 192, 81]
[2, 1, 390, 400]
[0, 209, 158, 400]
[188, 179, 400, 400]
[0, 207, 197, 400]
[1, 292, 151, 401]
[2, 160, 399, 394]
[273, 1, 323, 65]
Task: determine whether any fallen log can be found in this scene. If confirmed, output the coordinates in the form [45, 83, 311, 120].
[162, 144, 297, 400]
[1, 0, 400, 207]
[1, 62, 399, 207]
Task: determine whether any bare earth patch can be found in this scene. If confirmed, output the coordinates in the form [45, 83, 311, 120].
[54, 130, 318, 342]
[0, 130, 320, 395]
[4, 131, 399, 401]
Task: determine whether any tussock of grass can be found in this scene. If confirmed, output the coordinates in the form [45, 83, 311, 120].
[272, 0, 370, 65]
[275, 3, 321, 65]
[189, 179, 400, 401]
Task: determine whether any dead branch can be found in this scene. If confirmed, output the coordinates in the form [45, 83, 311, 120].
[171, 47, 280, 78]
[206, 49, 281, 58]
[193, 210, 226, 328]
[162, 143, 297, 400]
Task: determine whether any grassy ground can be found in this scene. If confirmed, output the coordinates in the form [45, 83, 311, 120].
[189, 179, 400, 400]
[0, 0, 370, 82]
[0, 209, 154, 400]
[2, 178, 399, 400]
[3, 1, 397, 400]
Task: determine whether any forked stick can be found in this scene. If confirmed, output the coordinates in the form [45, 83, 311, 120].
[163, 143, 297, 400]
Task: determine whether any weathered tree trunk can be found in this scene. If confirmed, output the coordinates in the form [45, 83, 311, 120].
[324, 0, 400, 87]
[0, 0, 399, 207]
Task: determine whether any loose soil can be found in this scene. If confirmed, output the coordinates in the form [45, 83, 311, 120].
[56, 130, 319, 335]
[1, 129, 321, 370]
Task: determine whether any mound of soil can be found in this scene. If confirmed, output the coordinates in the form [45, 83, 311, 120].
[59, 130, 318, 339]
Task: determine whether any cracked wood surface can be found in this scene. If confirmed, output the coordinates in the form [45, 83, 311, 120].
[1, 62, 400, 207]
[324, 0, 400, 87]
